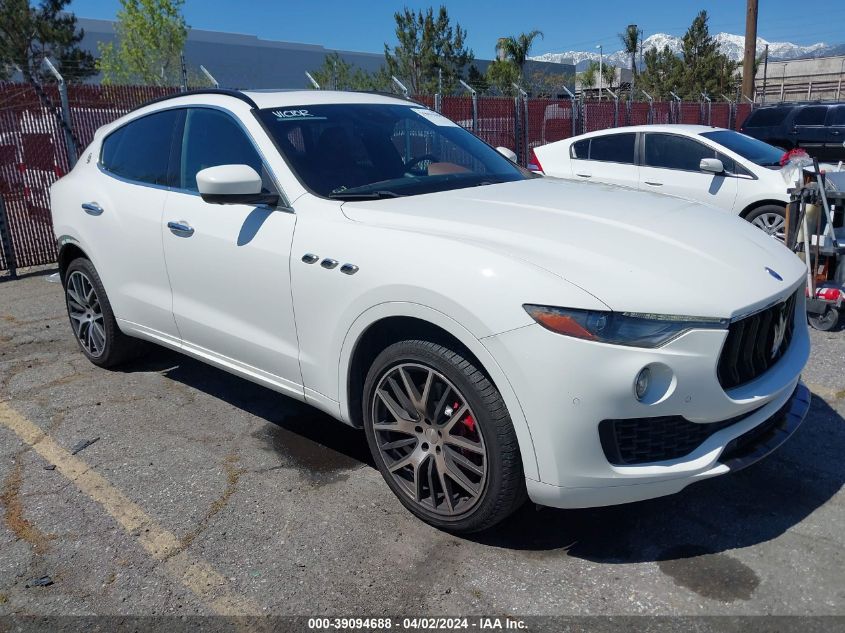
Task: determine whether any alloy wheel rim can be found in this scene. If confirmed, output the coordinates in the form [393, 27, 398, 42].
[371, 363, 487, 516]
[751, 213, 785, 241]
[66, 271, 106, 357]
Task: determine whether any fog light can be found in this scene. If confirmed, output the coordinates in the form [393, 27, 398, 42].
[635, 367, 651, 400]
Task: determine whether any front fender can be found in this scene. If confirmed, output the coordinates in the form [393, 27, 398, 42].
[337, 301, 540, 481]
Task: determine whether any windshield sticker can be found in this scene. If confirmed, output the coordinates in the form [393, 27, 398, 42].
[411, 108, 459, 127]
[271, 109, 327, 122]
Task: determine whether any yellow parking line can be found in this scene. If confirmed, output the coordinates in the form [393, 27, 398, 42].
[0, 400, 260, 616]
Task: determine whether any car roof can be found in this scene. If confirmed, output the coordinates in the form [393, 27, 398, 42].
[241, 89, 414, 109]
[568, 124, 724, 141]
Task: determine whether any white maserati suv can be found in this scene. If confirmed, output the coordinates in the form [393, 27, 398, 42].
[50, 90, 811, 532]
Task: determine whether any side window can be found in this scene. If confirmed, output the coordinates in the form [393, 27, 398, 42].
[827, 106, 845, 127]
[101, 109, 180, 185]
[571, 139, 589, 159]
[588, 133, 636, 164]
[180, 108, 267, 192]
[644, 134, 715, 171]
[794, 106, 828, 126]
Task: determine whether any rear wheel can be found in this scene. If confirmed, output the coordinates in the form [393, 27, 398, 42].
[64, 258, 145, 367]
[363, 339, 526, 533]
[745, 205, 787, 241]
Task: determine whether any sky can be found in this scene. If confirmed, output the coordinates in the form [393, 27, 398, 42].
[66, 0, 845, 56]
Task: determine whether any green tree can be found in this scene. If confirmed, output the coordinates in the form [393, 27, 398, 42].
[578, 61, 598, 96]
[485, 59, 519, 95]
[601, 62, 617, 91]
[527, 69, 573, 98]
[310, 52, 391, 91]
[0, 0, 96, 83]
[619, 24, 639, 95]
[638, 10, 737, 99]
[383, 6, 473, 95]
[466, 63, 489, 93]
[638, 45, 684, 99]
[97, 0, 189, 86]
[495, 29, 543, 84]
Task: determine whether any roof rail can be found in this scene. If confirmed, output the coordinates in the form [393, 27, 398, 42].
[129, 88, 259, 113]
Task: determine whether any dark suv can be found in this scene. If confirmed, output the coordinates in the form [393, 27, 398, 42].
[740, 103, 845, 161]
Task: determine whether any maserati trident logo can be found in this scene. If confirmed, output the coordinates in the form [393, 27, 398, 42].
[765, 267, 783, 281]
[771, 306, 788, 359]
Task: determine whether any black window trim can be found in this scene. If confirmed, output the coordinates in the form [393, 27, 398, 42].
[98, 103, 291, 210]
[569, 133, 638, 166]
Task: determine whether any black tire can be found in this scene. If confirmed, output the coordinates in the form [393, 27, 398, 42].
[63, 257, 146, 368]
[362, 339, 526, 533]
[808, 307, 840, 332]
[745, 204, 787, 240]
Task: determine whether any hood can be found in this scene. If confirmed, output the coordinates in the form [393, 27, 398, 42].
[341, 178, 805, 318]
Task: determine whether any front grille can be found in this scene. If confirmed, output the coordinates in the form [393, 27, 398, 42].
[599, 407, 762, 466]
[717, 290, 798, 390]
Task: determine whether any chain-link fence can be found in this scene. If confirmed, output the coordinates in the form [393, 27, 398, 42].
[0, 81, 756, 277]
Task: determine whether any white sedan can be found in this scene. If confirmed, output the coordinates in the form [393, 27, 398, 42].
[532, 124, 792, 238]
[51, 90, 809, 532]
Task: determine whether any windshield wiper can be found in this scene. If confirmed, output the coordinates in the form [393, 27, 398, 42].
[328, 190, 404, 200]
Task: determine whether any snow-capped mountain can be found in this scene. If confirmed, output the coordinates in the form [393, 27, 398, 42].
[531, 32, 832, 71]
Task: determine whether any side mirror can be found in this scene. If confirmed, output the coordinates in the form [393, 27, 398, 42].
[196, 164, 279, 206]
[496, 146, 518, 163]
[699, 158, 724, 174]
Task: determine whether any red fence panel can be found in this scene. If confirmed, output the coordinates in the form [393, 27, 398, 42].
[525, 99, 575, 150]
[711, 102, 730, 129]
[476, 96, 516, 150]
[440, 96, 473, 132]
[679, 102, 701, 124]
[735, 103, 753, 130]
[582, 101, 617, 133]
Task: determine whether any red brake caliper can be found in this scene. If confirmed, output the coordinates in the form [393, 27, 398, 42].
[453, 401, 475, 433]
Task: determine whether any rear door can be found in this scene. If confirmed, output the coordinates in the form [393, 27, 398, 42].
[638, 132, 738, 212]
[569, 132, 638, 188]
[790, 105, 829, 156]
[824, 105, 845, 160]
[93, 108, 183, 340]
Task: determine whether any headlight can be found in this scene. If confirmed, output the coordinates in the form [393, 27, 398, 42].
[523, 304, 728, 348]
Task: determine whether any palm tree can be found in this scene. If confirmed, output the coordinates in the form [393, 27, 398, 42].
[619, 24, 639, 94]
[495, 30, 544, 85]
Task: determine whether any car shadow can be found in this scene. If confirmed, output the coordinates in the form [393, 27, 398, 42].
[121, 346, 843, 560]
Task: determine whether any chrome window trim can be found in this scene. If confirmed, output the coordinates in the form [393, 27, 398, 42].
[98, 103, 294, 212]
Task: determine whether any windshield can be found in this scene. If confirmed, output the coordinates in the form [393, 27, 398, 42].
[700, 130, 784, 167]
[256, 103, 528, 199]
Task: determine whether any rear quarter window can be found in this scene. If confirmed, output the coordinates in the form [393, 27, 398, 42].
[744, 107, 791, 127]
[570, 139, 589, 159]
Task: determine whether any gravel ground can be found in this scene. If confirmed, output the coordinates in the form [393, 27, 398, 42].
[0, 270, 843, 622]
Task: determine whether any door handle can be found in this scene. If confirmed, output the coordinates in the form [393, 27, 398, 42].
[644, 181, 663, 187]
[81, 202, 103, 216]
[575, 173, 592, 178]
[832, 130, 841, 136]
[167, 221, 194, 237]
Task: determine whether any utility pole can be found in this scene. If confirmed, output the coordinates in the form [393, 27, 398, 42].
[761, 43, 769, 104]
[741, 0, 758, 101]
[629, 24, 637, 99]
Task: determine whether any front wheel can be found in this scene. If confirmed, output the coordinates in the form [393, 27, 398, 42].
[745, 205, 787, 241]
[363, 340, 526, 533]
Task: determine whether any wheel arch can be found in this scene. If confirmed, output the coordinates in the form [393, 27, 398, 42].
[338, 303, 540, 481]
[57, 240, 90, 283]
[739, 199, 788, 219]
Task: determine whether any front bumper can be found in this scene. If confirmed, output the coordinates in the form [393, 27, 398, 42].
[481, 294, 811, 509]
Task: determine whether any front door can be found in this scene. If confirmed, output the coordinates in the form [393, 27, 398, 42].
[638, 132, 738, 213]
[161, 107, 302, 394]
